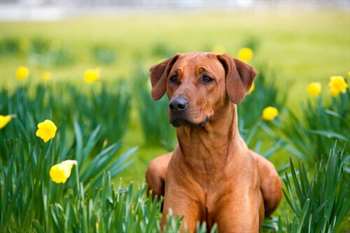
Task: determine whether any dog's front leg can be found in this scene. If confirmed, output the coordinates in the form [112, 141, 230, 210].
[161, 187, 201, 233]
[214, 189, 262, 233]
[145, 153, 172, 198]
[252, 152, 282, 216]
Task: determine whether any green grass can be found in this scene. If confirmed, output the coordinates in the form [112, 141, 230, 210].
[1, 9, 350, 184]
[1, 80, 349, 232]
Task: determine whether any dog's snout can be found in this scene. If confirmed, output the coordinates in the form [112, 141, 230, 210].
[169, 96, 188, 112]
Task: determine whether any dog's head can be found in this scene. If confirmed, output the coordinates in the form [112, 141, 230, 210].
[149, 52, 256, 127]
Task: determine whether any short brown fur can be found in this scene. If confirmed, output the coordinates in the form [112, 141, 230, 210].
[146, 52, 282, 233]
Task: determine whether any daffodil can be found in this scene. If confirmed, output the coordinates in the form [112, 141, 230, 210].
[328, 75, 348, 96]
[248, 82, 255, 94]
[212, 45, 226, 54]
[307, 82, 322, 97]
[238, 48, 254, 63]
[0, 115, 12, 129]
[35, 119, 57, 143]
[49, 160, 77, 184]
[41, 71, 52, 82]
[262, 106, 279, 121]
[84, 68, 100, 84]
[16, 66, 29, 81]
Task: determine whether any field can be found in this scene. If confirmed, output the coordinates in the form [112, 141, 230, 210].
[0, 9, 350, 232]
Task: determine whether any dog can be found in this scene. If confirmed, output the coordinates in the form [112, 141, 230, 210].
[145, 52, 282, 233]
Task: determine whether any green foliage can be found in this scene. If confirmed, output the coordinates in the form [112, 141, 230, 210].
[47, 183, 167, 233]
[280, 145, 350, 233]
[0, 82, 131, 145]
[29, 37, 51, 54]
[150, 42, 175, 58]
[29, 45, 76, 67]
[0, 79, 188, 233]
[64, 82, 131, 144]
[0, 100, 181, 232]
[240, 36, 261, 53]
[0, 37, 21, 56]
[196, 223, 218, 233]
[239, 65, 287, 158]
[238, 65, 287, 130]
[133, 67, 176, 151]
[0, 36, 76, 67]
[282, 90, 350, 164]
[92, 45, 117, 65]
[0, 118, 136, 232]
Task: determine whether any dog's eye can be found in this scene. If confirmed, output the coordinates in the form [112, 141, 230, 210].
[201, 74, 214, 84]
[169, 75, 179, 84]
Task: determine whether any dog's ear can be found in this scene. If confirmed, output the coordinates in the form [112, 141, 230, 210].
[217, 54, 256, 103]
[149, 55, 179, 100]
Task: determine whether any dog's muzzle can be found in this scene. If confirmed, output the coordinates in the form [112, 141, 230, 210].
[169, 96, 189, 127]
[169, 96, 188, 112]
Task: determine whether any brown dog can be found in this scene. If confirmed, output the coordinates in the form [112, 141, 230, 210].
[145, 52, 282, 233]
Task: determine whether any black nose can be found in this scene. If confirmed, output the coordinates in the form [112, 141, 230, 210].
[169, 96, 188, 112]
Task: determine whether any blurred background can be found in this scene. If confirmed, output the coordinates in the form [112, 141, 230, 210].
[1, 0, 350, 20]
[1, 1, 350, 232]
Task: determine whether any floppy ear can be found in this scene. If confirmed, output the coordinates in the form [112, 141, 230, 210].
[217, 54, 256, 103]
[149, 55, 179, 100]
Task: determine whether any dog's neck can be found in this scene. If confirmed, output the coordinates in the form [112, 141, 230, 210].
[176, 102, 246, 174]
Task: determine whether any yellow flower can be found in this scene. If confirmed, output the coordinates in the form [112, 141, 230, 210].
[49, 160, 77, 184]
[212, 45, 226, 54]
[307, 82, 322, 97]
[84, 68, 100, 84]
[328, 75, 348, 96]
[41, 71, 52, 82]
[238, 47, 254, 63]
[248, 82, 255, 94]
[0, 115, 12, 129]
[35, 119, 57, 143]
[16, 66, 30, 81]
[262, 106, 279, 121]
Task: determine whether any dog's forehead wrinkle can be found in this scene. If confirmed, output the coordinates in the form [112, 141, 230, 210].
[178, 52, 212, 63]
[173, 53, 224, 78]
